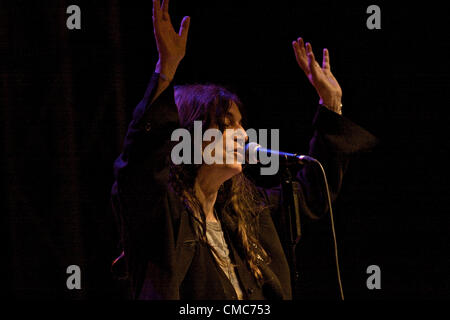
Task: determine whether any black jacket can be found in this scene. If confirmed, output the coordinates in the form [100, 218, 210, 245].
[111, 72, 378, 300]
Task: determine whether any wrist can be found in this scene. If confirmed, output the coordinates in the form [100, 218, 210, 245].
[319, 94, 341, 107]
[319, 98, 342, 115]
[155, 59, 178, 82]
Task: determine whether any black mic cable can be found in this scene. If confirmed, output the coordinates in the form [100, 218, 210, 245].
[245, 143, 345, 300]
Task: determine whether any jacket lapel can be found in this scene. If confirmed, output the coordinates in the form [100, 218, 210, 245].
[174, 205, 197, 288]
[220, 210, 263, 299]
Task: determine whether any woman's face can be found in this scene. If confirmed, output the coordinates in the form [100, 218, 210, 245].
[202, 101, 248, 179]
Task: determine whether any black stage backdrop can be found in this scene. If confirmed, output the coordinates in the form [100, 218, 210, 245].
[1, 0, 449, 300]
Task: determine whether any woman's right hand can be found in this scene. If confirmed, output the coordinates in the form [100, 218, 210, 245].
[153, 0, 190, 81]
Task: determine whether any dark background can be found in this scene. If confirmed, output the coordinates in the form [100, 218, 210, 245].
[1, 0, 449, 300]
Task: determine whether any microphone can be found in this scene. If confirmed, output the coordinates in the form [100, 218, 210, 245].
[245, 142, 316, 164]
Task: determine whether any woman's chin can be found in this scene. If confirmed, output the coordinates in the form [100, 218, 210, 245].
[222, 163, 243, 176]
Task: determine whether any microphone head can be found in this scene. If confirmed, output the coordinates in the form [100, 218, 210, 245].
[245, 142, 261, 164]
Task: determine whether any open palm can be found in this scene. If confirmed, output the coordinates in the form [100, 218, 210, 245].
[293, 37, 342, 112]
[153, 0, 190, 78]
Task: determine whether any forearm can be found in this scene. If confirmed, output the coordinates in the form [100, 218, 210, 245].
[296, 105, 379, 218]
[117, 60, 180, 169]
[114, 69, 179, 193]
[150, 59, 178, 105]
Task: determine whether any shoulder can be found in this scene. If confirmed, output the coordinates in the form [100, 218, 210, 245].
[256, 185, 282, 214]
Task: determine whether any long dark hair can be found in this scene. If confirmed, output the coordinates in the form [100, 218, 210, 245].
[169, 83, 270, 283]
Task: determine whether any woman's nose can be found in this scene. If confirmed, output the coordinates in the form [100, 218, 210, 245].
[235, 127, 248, 143]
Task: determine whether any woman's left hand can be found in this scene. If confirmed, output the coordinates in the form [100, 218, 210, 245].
[292, 37, 342, 114]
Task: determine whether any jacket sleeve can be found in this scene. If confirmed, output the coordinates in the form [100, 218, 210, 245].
[111, 73, 181, 299]
[260, 105, 379, 220]
[296, 105, 379, 219]
[113, 73, 180, 193]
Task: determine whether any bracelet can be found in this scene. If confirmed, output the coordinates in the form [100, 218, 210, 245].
[159, 72, 172, 82]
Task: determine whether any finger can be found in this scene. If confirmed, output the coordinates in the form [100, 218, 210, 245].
[292, 41, 301, 63]
[306, 42, 320, 80]
[179, 16, 191, 39]
[292, 38, 308, 72]
[297, 37, 306, 56]
[292, 42, 307, 72]
[162, 0, 169, 11]
[322, 48, 330, 71]
[153, 0, 161, 22]
[162, 0, 171, 21]
[295, 37, 307, 60]
[297, 37, 309, 70]
[153, 0, 161, 14]
[162, 0, 170, 20]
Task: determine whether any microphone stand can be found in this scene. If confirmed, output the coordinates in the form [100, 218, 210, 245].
[246, 143, 344, 299]
[279, 155, 303, 298]
[278, 154, 345, 301]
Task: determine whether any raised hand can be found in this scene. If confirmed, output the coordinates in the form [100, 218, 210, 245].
[153, 0, 190, 81]
[292, 37, 342, 114]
